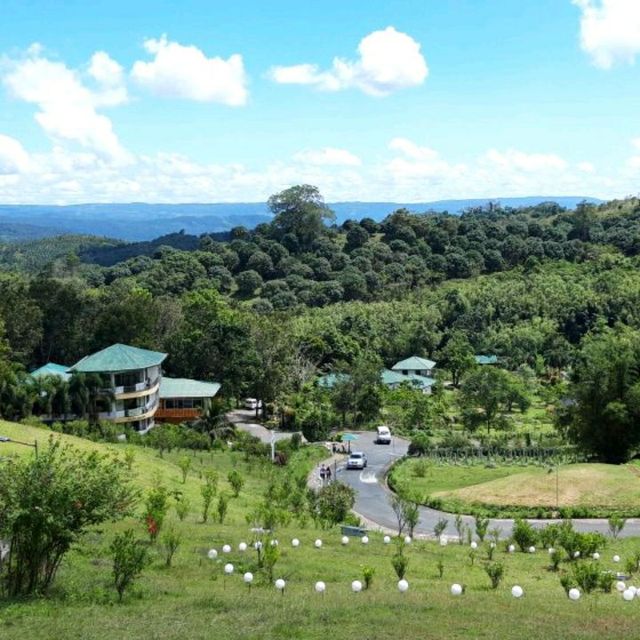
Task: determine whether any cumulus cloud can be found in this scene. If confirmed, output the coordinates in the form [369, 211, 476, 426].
[0, 134, 29, 174]
[481, 149, 568, 172]
[131, 35, 248, 106]
[293, 147, 361, 166]
[573, 0, 640, 68]
[3, 49, 130, 162]
[269, 27, 428, 96]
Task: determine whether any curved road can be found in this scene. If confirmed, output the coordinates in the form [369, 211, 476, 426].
[335, 432, 640, 538]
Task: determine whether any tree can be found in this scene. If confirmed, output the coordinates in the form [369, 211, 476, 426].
[438, 331, 476, 387]
[460, 367, 521, 434]
[201, 470, 218, 523]
[68, 372, 112, 427]
[235, 270, 263, 297]
[564, 327, 640, 462]
[111, 529, 148, 601]
[0, 441, 136, 597]
[311, 482, 355, 527]
[268, 185, 335, 251]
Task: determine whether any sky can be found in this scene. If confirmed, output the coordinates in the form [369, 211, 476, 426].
[0, 0, 639, 204]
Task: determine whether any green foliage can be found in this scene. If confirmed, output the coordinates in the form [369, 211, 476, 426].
[217, 493, 229, 524]
[608, 515, 626, 539]
[178, 455, 192, 484]
[227, 469, 245, 497]
[162, 526, 182, 567]
[200, 470, 219, 524]
[484, 562, 504, 589]
[111, 529, 148, 602]
[474, 516, 489, 542]
[0, 440, 136, 597]
[144, 485, 169, 542]
[391, 548, 409, 580]
[572, 562, 600, 594]
[362, 565, 375, 590]
[512, 519, 538, 552]
[262, 540, 280, 582]
[434, 517, 448, 539]
[174, 494, 190, 522]
[311, 482, 356, 527]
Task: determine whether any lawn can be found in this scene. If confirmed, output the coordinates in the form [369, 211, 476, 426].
[3, 421, 640, 639]
[391, 457, 640, 517]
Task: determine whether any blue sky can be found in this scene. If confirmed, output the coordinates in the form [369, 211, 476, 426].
[0, 0, 639, 203]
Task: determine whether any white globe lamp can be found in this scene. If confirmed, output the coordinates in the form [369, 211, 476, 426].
[511, 585, 524, 598]
[352, 580, 363, 593]
[569, 588, 581, 601]
[361, 535, 369, 544]
[315, 539, 323, 548]
[450, 583, 463, 596]
[222, 544, 231, 554]
[398, 579, 409, 593]
[238, 542, 247, 552]
[224, 563, 234, 575]
[341, 536, 349, 545]
[207, 548, 218, 560]
[623, 589, 635, 602]
[315, 581, 326, 594]
[383, 535, 391, 544]
[292, 538, 300, 548]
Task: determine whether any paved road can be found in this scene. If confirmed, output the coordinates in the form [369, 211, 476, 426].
[226, 409, 303, 445]
[335, 432, 640, 538]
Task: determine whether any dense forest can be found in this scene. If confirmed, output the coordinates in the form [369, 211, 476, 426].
[2, 186, 640, 462]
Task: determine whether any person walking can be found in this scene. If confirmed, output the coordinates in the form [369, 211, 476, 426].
[325, 465, 332, 484]
[319, 464, 326, 485]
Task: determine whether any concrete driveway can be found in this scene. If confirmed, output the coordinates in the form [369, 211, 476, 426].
[334, 431, 640, 539]
[226, 409, 303, 445]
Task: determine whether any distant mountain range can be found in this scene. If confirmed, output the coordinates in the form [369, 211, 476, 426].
[0, 196, 602, 242]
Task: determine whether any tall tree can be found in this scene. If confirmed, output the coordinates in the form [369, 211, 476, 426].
[268, 185, 335, 251]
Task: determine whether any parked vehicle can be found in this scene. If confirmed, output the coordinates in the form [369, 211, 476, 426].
[244, 398, 262, 410]
[376, 425, 392, 444]
[347, 451, 368, 469]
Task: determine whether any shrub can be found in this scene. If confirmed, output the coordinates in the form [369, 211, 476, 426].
[599, 571, 615, 593]
[539, 523, 561, 549]
[413, 459, 429, 478]
[392, 552, 409, 580]
[549, 549, 562, 572]
[362, 566, 375, 590]
[559, 575, 575, 596]
[312, 482, 356, 527]
[201, 470, 219, 523]
[0, 440, 136, 597]
[227, 470, 244, 497]
[608, 515, 626, 539]
[512, 519, 537, 552]
[474, 516, 489, 542]
[262, 541, 280, 582]
[404, 501, 420, 537]
[408, 432, 431, 456]
[434, 517, 448, 538]
[573, 562, 600, 594]
[177, 456, 192, 484]
[217, 493, 229, 524]
[144, 485, 169, 542]
[111, 529, 148, 602]
[174, 495, 190, 522]
[455, 515, 465, 545]
[162, 527, 182, 567]
[485, 562, 504, 589]
[437, 558, 445, 578]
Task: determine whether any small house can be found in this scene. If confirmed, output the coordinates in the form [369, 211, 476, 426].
[391, 356, 436, 378]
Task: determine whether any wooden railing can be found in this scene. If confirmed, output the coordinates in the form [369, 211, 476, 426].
[155, 408, 202, 420]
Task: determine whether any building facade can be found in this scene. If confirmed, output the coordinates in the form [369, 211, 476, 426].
[69, 344, 167, 432]
[155, 378, 221, 424]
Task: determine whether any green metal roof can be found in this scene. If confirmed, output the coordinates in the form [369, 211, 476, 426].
[391, 356, 436, 372]
[70, 344, 167, 373]
[475, 355, 498, 365]
[160, 377, 221, 399]
[30, 362, 71, 381]
[381, 369, 435, 389]
[317, 373, 350, 389]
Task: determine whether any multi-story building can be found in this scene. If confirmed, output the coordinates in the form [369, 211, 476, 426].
[69, 343, 167, 432]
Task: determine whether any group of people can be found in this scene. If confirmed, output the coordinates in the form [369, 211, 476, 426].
[319, 463, 333, 485]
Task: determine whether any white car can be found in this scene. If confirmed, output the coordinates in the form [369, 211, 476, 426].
[244, 398, 262, 410]
[376, 425, 392, 444]
[347, 451, 368, 470]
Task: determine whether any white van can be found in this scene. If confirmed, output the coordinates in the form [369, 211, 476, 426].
[376, 425, 392, 444]
[244, 398, 262, 410]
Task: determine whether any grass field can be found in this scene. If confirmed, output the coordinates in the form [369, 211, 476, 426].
[390, 458, 640, 517]
[3, 422, 640, 639]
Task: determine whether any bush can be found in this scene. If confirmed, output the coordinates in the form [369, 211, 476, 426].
[312, 482, 356, 527]
[608, 515, 626, 539]
[512, 519, 537, 552]
[0, 440, 136, 597]
[362, 565, 375, 590]
[407, 432, 431, 456]
[474, 516, 489, 542]
[434, 517, 448, 538]
[599, 571, 615, 593]
[573, 562, 600, 594]
[201, 470, 219, 523]
[539, 523, 561, 549]
[177, 456, 192, 484]
[217, 493, 229, 524]
[162, 527, 182, 567]
[549, 549, 562, 571]
[174, 495, 190, 522]
[392, 551, 409, 580]
[144, 485, 169, 542]
[111, 529, 148, 602]
[484, 562, 504, 589]
[227, 470, 244, 497]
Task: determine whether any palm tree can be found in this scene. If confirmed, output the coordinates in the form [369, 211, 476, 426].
[69, 372, 112, 426]
[196, 404, 236, 443]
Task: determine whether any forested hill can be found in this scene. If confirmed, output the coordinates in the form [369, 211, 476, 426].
[0, 195, 601, 241]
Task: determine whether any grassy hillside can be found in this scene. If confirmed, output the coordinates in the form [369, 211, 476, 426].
[2, 421, 640, 639]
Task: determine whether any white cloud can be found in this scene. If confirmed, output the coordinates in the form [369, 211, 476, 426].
[578, 161, 595, 172]
[269, 26, 428, 96]
[573, 0, 640, 68]
[3, 50, 130, 162]
[386, 138, 465, 182]
[293, 147, 361, 166]
[131, 35, 248, 106]
[481, 149, 568, 172]
[0, 134, 29, 174]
